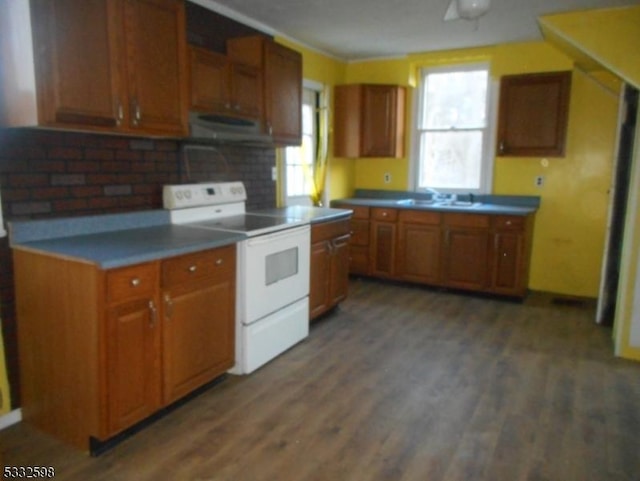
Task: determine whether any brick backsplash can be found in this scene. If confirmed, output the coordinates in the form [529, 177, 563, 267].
[0, 127, 276, 408]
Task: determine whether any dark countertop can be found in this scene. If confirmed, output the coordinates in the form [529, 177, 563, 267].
[331, 192, 539, 216]
[250, 205, 353, 223]
[9, 211, 244, 269]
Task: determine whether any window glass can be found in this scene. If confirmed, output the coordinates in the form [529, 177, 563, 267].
[284, 89, 317, 202]
[415, 64, 492, 194]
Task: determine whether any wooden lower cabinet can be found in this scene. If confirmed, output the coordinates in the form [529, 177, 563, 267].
[369, 207, 397, 278]
[333, 203, 535, 298]
[161, 247, 235, 405]
[106, 297, 162, 435]
[441, 213, 491, 291]
[346, 206, 370, 275]
[489, 215, 533, 297]
[397, 210, 442, 284]
[13, 244, 236, 451]
[309, 218, 351, 320]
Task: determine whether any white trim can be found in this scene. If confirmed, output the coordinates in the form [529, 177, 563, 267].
[0, 408, 22, 431]
[346, 53, 409, 64]
[303, 79, 324, 92]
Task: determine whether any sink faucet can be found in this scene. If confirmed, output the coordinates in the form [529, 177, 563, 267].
[425, 187, 442, 200]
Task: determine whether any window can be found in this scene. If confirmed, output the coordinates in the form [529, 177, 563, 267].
[283, 88, 318, 206]
[413, 63, 494, 194]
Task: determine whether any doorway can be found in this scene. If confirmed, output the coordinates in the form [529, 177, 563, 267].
[596, 84, 639, 326]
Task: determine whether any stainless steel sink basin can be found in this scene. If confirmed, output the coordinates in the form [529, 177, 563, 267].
[436, 201, 484, 208]
[395, 198, 435, 206]
[397, 198, 482, 208]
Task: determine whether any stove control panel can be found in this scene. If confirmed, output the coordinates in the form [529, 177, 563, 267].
[163, 182, 246, 209]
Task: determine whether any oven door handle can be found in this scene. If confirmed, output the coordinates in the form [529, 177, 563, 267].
[246, 225, 309, 246]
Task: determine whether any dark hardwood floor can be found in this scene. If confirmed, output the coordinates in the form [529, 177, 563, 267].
[2, 278, 639, 480]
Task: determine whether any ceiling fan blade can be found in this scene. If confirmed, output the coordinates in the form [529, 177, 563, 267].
[444, 0, 460, 21]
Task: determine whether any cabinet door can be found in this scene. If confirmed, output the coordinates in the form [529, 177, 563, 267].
[491, 231, 524, 295]
[162, 277, 235, 404]
[370, 222, 396, 278]
[497, 71, 571, 157]
[189, 46, 231, 113]
[30, 0, 123, 129]
[361, 85, 404, 158]
[123, 0, 188, 135]
[230, 63, 262, 119]
[309, 240, 330, 319]
[106, 298, 161, 436]
[443, 227, 490, 291]
[264, 41, 302, 145]
[329, 234, 351, 306]
[397, 223, 441, 284]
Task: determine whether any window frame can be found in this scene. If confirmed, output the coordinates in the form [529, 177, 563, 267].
[280, 79, 325, 207]
[410, 62, 497, 195]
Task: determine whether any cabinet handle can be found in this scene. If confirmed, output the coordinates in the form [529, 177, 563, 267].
[505, 220, 512, 226]
[267, 122, 273, 135]
[132, 100, 141, 126]
[130, 277, 141, 287]
[503, 252, 508, 257]
[382, 212, 388, 217]
[148, 300, 157, 327]
[164, 294, 173, 320]
[445, 229, 450, 245]
[499, 140, 506, 154]
[116, 101, 124, 126]
[215, 258, 223, 266]
[188, 265, 197, 273]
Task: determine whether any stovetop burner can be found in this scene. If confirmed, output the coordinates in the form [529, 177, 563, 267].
[184, 213, 306, 237]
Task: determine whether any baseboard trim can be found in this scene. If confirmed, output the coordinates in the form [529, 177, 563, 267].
[0, 409, 22, 431]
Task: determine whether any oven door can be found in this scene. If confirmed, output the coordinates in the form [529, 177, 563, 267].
[238, 224, 310, 324]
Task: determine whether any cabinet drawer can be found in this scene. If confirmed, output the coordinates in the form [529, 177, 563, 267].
[398, 209, 441, 225]
[443, 212, 489, 229]
[493, 215, 525, 230]
[107, 262, 158, 303]
[162, 245, 235, 288]
[371, 207, 398, 221]
[350, 206, 370, 219]
[311, 219, 351, 243]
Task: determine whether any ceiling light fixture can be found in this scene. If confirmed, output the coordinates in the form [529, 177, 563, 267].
[444, 0, 491, 22]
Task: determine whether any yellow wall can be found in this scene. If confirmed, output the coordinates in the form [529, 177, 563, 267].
[340, 42, 620, 298]
[539, 6, 640, 88]
[274, 37, 355, 201]
[281, 25, 626, 299]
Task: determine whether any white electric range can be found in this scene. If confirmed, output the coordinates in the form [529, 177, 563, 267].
[163, 182, 310, 375]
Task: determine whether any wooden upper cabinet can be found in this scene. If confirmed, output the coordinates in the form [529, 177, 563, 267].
[9, 0, 188, 136]
[334, 84, 406, 158]
[189, 46, 232, 113]
[227, 35, 303, 145]
[29, 0, 122, 129]
[497, 71, 571, 157]
[123, 0, 188, 135]
[189, 46, 261, 120]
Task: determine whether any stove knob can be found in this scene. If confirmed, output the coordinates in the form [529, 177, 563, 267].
[184, 191, 192, 199]
[176, 192, 183, 200]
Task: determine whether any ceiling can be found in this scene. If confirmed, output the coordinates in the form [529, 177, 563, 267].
[193, 0, 638, 61]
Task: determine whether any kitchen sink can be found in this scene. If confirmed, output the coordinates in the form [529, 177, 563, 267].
[396, 198, 482, 208]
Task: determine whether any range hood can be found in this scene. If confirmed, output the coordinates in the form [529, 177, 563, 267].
[188, 112, 273, 145]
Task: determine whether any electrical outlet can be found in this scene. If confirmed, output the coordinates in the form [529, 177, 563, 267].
[271, 166, 277, 181]
[535, 175, 544, 187]
[383, 172, 391, 183]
